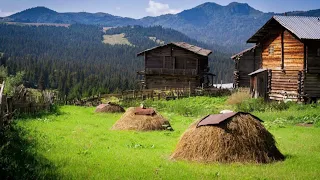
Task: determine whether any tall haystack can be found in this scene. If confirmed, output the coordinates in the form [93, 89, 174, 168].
[112, 107, 172, 131]
[95, 102, 125, 113]
[171, 112, 284, 163]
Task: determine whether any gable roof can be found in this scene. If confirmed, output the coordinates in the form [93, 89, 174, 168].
[231, 45, 258, 60]
[137, 42, 212, 57]
[247, 16, 320, 43]
[196, 112, 263, 128]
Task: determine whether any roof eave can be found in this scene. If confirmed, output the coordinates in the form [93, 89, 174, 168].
[246, 16, 277, 43]
[137, 52, 144, 57]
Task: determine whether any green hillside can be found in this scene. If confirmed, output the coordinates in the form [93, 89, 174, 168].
[0, 24, 233, 99]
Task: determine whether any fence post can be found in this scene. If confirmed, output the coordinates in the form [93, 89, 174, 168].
[7, 97, 13, 120]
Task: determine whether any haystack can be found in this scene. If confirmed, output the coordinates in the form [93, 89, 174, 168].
[95, 102, 125, 113]
[171, 112, 284, 163]
[112, 107, 172, 131]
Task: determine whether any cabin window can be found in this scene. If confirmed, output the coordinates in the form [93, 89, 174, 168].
[268, 46, 274, 56]
[317, 48, 320, 56]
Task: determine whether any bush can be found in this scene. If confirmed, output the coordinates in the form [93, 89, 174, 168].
[226, 88, 251, 105]
[236, 98, 291, 112]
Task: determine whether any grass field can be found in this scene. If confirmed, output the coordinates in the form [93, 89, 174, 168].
[2, 97, 320, 179]
[102, 33, 133, 46]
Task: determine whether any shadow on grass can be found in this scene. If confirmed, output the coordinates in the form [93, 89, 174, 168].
[14, 104, 66, 120]
[283, 154, 295, 160]
[0, 115, 63, 179]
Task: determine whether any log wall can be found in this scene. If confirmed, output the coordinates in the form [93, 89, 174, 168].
[304, 73, 320, 98]
[283, 30, 304, 70]
[268, 70, 300, 101]
[145, 76, 199, 90]
[261, 30, 304, 71]
[234, 47, 261, 88]
[144, 44, 209, 89]
[306, 41, 320, 73]
[262, 33, 282, 69]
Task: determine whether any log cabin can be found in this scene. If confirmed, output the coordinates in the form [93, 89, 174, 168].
[231, 45, 261, 88]
[137, 42, 214, 90]
[246, 16, 320, 102]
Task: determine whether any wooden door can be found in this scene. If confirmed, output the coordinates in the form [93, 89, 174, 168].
[256, 71, 268, 100]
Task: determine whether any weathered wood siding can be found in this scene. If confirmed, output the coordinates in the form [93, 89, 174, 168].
[303, 41, 320, 98]
[258, 30, 306, 101]
[262, 33, 282, 69]
[145, 45, 207, 71]
[304, 74, 320, 98]
[269, 70, 300, 101]
[306, 41, 320, 73]
[145, 76, 199, 90]
[235, 48, 261, 87]
[261, 30, 304, 70]
[144, 44, 208, 89]
[283, 30, 304, 70]
[250, 21, 320, 101]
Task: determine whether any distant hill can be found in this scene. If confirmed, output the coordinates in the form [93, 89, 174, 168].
[139, 2, 274, 51]
[0, 24, 233, 99]
[3, 3, 320, 51]
[5, 6, 137, 25]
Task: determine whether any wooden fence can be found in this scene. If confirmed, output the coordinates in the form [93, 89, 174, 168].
[0, 81, 12, 130]
[71, 87, 231, 106]
[0, 81, 53, 130]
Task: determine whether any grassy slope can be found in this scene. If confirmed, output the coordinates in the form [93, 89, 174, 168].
[14, 98, 320, 179]
[102, 33, 132, 46]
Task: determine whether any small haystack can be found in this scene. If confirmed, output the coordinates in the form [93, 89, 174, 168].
[171, 112, 284, 163]
[95, 102, 125, 113]
[112, 107, 172, 131]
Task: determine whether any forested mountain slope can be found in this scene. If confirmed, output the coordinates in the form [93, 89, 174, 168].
[3, 4, 320, 51]
[0, 24, 233, 99]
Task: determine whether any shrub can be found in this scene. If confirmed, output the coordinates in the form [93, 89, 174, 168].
[226, 88, 251, 105]
[236, 98, 291, 112]
[235, 98, 266, 112]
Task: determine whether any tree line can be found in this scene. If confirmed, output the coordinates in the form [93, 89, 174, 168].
[0, 24, 233, 100]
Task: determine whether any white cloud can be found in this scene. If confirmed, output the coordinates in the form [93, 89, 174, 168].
[116, 7, 121, 11]
[0, 9, 16, 17]
[146, 0, 181, 16]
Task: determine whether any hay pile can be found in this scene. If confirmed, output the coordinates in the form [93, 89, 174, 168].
[95, 102, 125, 113]
[112, 107, 172, 131]
[171, 114, 284, 163]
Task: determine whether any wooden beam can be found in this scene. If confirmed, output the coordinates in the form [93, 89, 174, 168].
[144, 52, 147, 71]
[281, 29, 284, 70]
[304, 44, 306, 71]
[253, 48, 256, 70]
[306, 45, 308, 73]
[196, 58, 199, 74]
[163, 56, 165, 69]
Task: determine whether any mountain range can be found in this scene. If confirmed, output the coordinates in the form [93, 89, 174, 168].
[2, 2, 320, 51]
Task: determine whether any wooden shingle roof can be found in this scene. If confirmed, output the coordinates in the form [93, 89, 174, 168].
[231, 45, 258, 60]
[137, 42, 212, 57]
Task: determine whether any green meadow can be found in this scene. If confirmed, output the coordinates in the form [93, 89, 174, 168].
[1, 97, 320, 179]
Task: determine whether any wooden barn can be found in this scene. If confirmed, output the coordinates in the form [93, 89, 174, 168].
[231, 45, 261, 88]
[246, 16, 320, 102]
[137, 42, 214, 90]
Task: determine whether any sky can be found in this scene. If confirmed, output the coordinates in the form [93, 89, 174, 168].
[0, 0, 319, 18]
